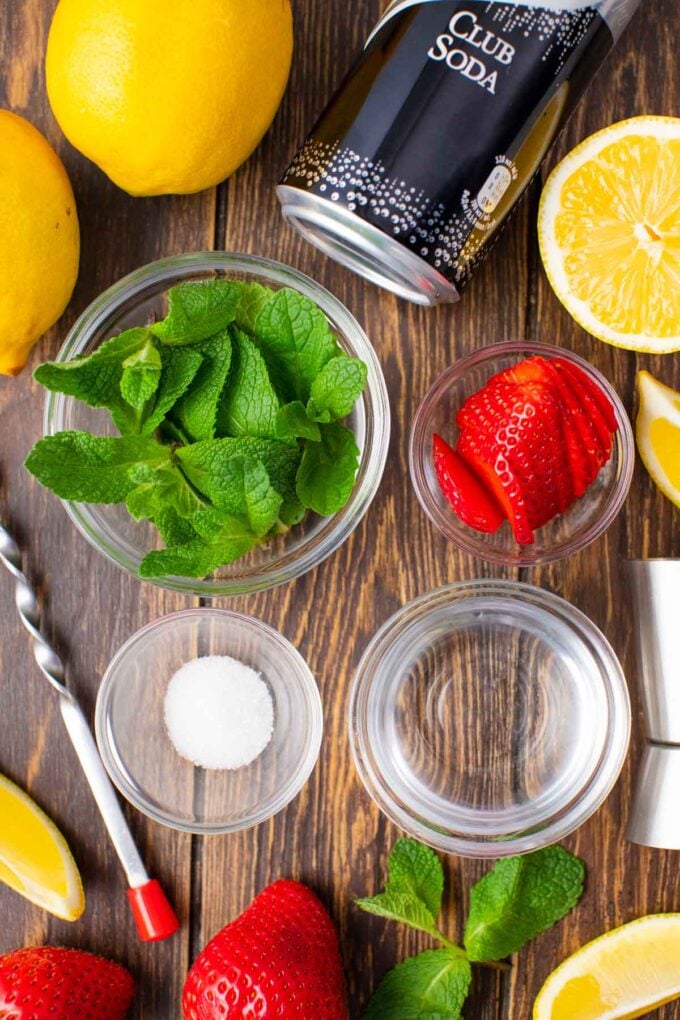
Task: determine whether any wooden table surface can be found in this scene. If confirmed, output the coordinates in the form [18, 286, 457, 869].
[1, 2, 679, 1018]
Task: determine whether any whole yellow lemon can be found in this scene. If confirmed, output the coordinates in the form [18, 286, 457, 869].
[46, 0, 294, 197]
[0, 111, 79, 377]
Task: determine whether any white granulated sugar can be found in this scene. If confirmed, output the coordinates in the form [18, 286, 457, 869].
[163, 655, 274, 771]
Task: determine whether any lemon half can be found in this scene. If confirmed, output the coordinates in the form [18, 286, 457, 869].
[636, 370, 680, 508]
[0, 773, 85, 921]
[539, 116, 680, 353]
[534, 914, 680, 1020]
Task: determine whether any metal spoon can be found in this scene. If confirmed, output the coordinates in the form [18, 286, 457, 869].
[0, 519, 180, 941]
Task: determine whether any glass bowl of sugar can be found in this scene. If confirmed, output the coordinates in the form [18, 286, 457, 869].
[95, 608, 323, 834]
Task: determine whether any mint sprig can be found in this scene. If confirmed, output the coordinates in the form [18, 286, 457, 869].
[357, 839, 585, 1019]
[365, 950, 471, 1020]
[463, 846, 585, 963]
[26, 281, 367, 580]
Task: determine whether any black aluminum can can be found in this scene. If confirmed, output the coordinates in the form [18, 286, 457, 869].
[278, 1, 640, 305]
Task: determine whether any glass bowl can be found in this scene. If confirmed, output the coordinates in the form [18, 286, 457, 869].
[409, 341, 634, 566]
[95, 609, 323, 835]
[349, 581, 631, 858]
[44, 252, 390, 596]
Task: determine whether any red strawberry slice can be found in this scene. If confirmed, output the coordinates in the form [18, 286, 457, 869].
[457, 430, 535, 544]
[536, 359, 605, 498]
[487, 355, 551, 388]
[182, 881, 348, 1020]
[457, 375, 573, 532]
[456, 378, 525, 435]
[432, 433, 505, 533]
[0, 947, 134, 1020]
[554, 358, 618, 432]
[553, 358, 618, 443]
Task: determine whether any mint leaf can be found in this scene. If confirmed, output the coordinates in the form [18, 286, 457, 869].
[307, 356, 368, 422]
[233, 281, 274, 333]
[193, 457, 282, 538]
[34, 328, 153, 434]
[172, 332, 232, 442]
[356, 892, 441, 941]
[253, 288, 339, 402]
[25, 432, 171, 503]
[296, 422, 359, 515]
[33, 331, 202, 437]
[364, 949, 471, 1020]
[154, 506, 201, 547]
[125, 464, 205, 522]
[143, 346, 203, 434]
[357, 840, 445, 940]
[139, 515, 258, 579]
[120, 339, 162, 410]
[151, 280, 240, 345]
[463, 847, 586, 963]
[276, 402, 321, 442]
[217, 329, 279, 439]
[178, 438, 301, 521]
[385, 839, 445, 919]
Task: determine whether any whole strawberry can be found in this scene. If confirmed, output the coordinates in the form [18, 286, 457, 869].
[0, 946, 134, 1019]
[183, 880, 348, 1020]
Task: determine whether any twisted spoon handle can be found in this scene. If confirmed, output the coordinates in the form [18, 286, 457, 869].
[0, 522, 74, 702]
[0, 519, 180, 940]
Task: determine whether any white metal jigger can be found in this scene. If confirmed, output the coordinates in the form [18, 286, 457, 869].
[626, 559, 680, 851]
[0, 518, 180, 941]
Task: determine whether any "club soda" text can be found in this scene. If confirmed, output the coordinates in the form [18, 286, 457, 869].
[427, 10, 517, 94]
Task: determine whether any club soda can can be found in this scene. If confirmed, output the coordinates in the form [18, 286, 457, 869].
[278, 0, 642, 305]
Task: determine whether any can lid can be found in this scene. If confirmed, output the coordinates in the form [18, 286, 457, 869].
[627, 744, 680, 851]
[277, 185, 459, 308]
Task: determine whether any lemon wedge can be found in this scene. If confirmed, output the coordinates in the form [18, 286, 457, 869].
[533, 914, 680, 1020]
[0, 772, 85, 921]
[539, 116, 680, 353]
[636, 370, 680, 508]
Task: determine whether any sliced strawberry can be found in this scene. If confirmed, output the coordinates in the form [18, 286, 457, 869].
[456, 378, 517, 435]
[536, 360, 604, 498]
[458, 374, 573, 525]
[432, 433, 505, 533]
[458, 431, 535, 544]
[553, 358, 618, 442]
[488, 355, 552, 388]
[453, 355, 617, 543]
[554, 358, 618, 432]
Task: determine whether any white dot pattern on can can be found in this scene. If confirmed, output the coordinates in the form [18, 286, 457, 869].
[285, 139, 494, 283]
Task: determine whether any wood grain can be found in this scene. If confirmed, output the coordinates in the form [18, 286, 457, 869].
[1, 1, 679, 1018]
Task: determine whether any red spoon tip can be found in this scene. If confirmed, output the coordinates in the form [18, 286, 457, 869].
[128, 880, 180, 942]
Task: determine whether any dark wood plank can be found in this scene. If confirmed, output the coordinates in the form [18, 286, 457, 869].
[1, 1, 679, 1019]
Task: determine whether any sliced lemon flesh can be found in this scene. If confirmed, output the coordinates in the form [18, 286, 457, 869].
[539, 116, 680, 353]
[0, 773, 85, 921]
[636, 370, 680, 507]
[534, 914, 680, 1020]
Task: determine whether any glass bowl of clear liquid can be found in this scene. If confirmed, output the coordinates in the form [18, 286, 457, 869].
[349, 580, 630, 858]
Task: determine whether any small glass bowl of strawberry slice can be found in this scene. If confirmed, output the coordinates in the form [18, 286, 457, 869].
[410, 342, 634, 565]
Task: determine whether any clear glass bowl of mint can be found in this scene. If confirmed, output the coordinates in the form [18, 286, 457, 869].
[31, 253, 390, 596]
